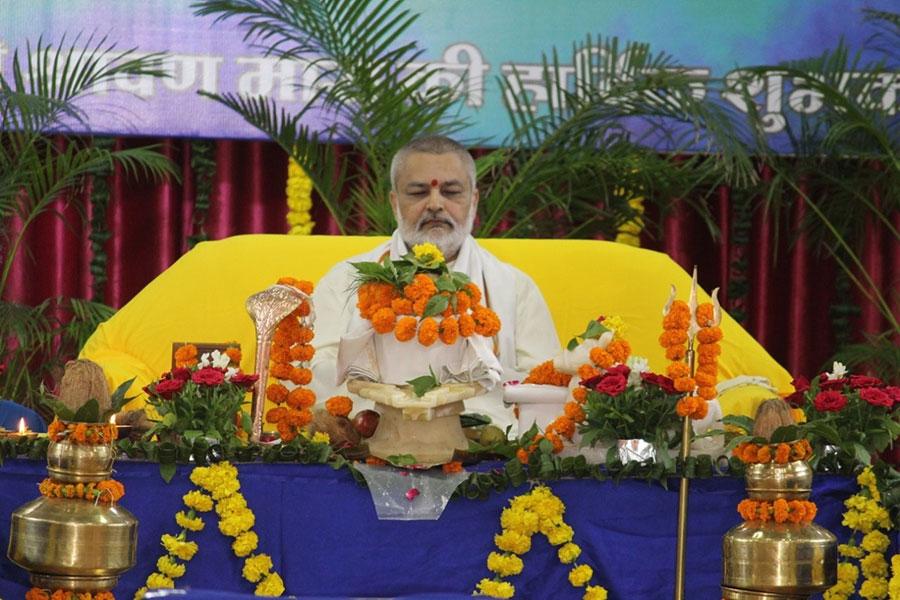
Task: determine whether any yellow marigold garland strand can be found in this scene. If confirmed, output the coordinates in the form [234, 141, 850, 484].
[824, 467, 898, 600]
[475, 486, 608, 599]
[286, 159, 314, 235]
[614, 196, 645, 247]
[135, 462, 284, 599]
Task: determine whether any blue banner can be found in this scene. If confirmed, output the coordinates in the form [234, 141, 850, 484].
[1, 0, 896, 149]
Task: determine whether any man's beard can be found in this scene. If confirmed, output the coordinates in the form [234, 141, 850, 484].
[397, 206, 475, 259]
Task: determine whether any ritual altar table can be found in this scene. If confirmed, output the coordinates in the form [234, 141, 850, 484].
[0, 459, 887, 599]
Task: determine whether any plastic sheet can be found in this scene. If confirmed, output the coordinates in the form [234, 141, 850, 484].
[355, 464, 468, 520]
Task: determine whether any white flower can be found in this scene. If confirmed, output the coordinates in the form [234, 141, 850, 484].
[209, 350, 231, 370]
[224, 367, 239, 381]
[199, 352, 211, 368]
[626, 355, 649, 388]
[826, 361, 847, 381]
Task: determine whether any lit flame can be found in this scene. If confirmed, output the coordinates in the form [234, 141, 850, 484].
[17, 418, 26, 434]
[109, 414, 117, 425]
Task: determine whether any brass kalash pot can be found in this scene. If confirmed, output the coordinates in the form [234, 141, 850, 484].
[722, 448, 837, 599]
[8, 426, 138, 592]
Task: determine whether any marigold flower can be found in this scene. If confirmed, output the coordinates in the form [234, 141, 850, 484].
[215, 493, 248, 517]
[476, 579, 514, 599]
[394, 316, 418, 342]
[458, 313, 476, 337]
[578, 364, 602, 380]
[487, 551, 524, 577]
[774, 444, 791, 464]
[175, 510, 204, 532]
[290, 344, 315, 362]
[673, 376, 696, 393]
[417, 317, 439, 346]
[242, 553, 274, 583]
[265, 406, 287, 424]
[584, 585, 609, 600]
[697, 386, 717, 400]
[494, 529, 531, 555]
[666, 363, 691, 379]
[589, 347, 614, 369]
[288, 367, 312, 385]
[442, 461, 463, 474]
[96, 480, 125, 503]
[546, 522, 574, 546]
[516, 447, 530, 465]
[463, 282, 482, 304]
[438, 316, 459, 345]
[564, 401, 586, 423]
[277, 277, 313, 295]
[545, 431, 565, 453]
[255, 572, 285, 597]
[146, 573, 175, 589]
[25, 588, 50, 600]
[860, 530, 890, 554]
[697, 326, 723, 343]
[232, 531, 259, 557]
[220, 510, 255, 537]
[371, 306, 397, 334]
[183, 490, 214, 512]
[696, 303, 714, 326]
[523, 360, 572, 386]
[174, 344, 198, 368]
[391, 297, 414, 315]
[157, 555, 186, 579]
[403, 274, 437, 302]
[606, 339, 631, 363]
[572, 387, 588, 404]
[365, 456, 387, 466]
[568, 564, 593, 587]
[224, 346, 241, 365]
[558, 542, 582, 564]
[665, 346, 686, 361]
[326, 395, 352, 417]
[473, 305, 501, 337]
[455, 290, 471, 313]
[500, 507, 540, 535]
[694, 372, 717, 387]
[287, 387, 316, 409]
[269, 363, 293, 381]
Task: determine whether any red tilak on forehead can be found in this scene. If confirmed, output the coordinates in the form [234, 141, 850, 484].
[430, 179, 439, 187]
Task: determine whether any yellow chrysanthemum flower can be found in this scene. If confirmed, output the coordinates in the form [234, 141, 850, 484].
[175, 510, 204, 532]
[839, 543, 865, 559]
[156, 555, 186, 579]
[859, 577, 888, 599]
[494, 529, 531, 555]
[583, 585, 609, 600]
[602, 315, 627, 339]
[216, 493, 248, 517]
[545, 523, 575, 546]
[146, 572, 175, 589]
[486, 551, 524, 577]
[219, 509, 256, 537]
[133, 586, 147, 600]
[860, 531, 890, 554]
[242, 553, 274, 583]
[411, 243, 444, 268]
[558, 542, 582, 564]
[311, 431, 331, 444]
[568, 564, 593, 587]
[476, 578, 515, 599]
[500, 507, 540, 536]
[861, 552, 888, 579]
[232, 531, 259, 557]
[182, 490, 214, 512]
[161, 534, 198, 561]
[255, 572, 286, 597]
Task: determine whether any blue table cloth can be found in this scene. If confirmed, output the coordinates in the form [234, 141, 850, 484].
[0, 459, 884, 599]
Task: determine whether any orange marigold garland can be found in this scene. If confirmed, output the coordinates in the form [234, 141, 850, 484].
[522, 360, 572, 387]
[325, 396, 353, 418]
[732, 440, 813, 465]
[39, 478, 125, 503]
[27, 590, 114, 600]
[353, 243, 500, 347]
[264, 278, 317, 442]
[47, 418, 117, 444]
[736, 498, 818, 524]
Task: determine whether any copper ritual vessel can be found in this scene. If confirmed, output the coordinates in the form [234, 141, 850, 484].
[8, 436, 138, 592]
[722, 457, 836, 599]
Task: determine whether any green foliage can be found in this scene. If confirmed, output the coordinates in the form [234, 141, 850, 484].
[194, 0, 471, 234]
[406, 366, 439, 398]
[566, 318, 611, 351]
[0, 34, 178, 409]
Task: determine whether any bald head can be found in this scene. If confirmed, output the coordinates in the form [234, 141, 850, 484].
[390, 136, 476, 192]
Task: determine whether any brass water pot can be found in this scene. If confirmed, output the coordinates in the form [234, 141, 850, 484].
[7, 437, 138, 592]
[722, 459, 836, 599]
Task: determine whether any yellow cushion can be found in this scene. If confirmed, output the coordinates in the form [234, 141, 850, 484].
[80, 234, 792, 413]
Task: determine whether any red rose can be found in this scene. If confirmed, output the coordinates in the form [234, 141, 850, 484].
[791, 376, 810, 392]
[885, 387, 900, 404]
[813, 390, 847, 412]
[230, 372, 259, 388]
[154, 378, 185, 399]
[170, 367, 192, 381]
[596, 374, 627, 397]
[640, 372, 677, 394]
[785, 376, 810, 406]
[859, 387, 892, 408]
[849, 375, 883, 389]
[192, 367, 225, 386]
[818, 374, 848, 390]
[606, 364, 631, 379]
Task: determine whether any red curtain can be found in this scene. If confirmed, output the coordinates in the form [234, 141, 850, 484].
[4, 138, 897, 380]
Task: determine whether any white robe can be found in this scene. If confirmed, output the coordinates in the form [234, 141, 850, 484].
[310, 232, 560, 433]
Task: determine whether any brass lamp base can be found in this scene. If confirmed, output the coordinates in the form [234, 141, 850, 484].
[722, 586, 808, 600]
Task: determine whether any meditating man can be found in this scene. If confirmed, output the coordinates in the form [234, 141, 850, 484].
[310, 135, 559, 430]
